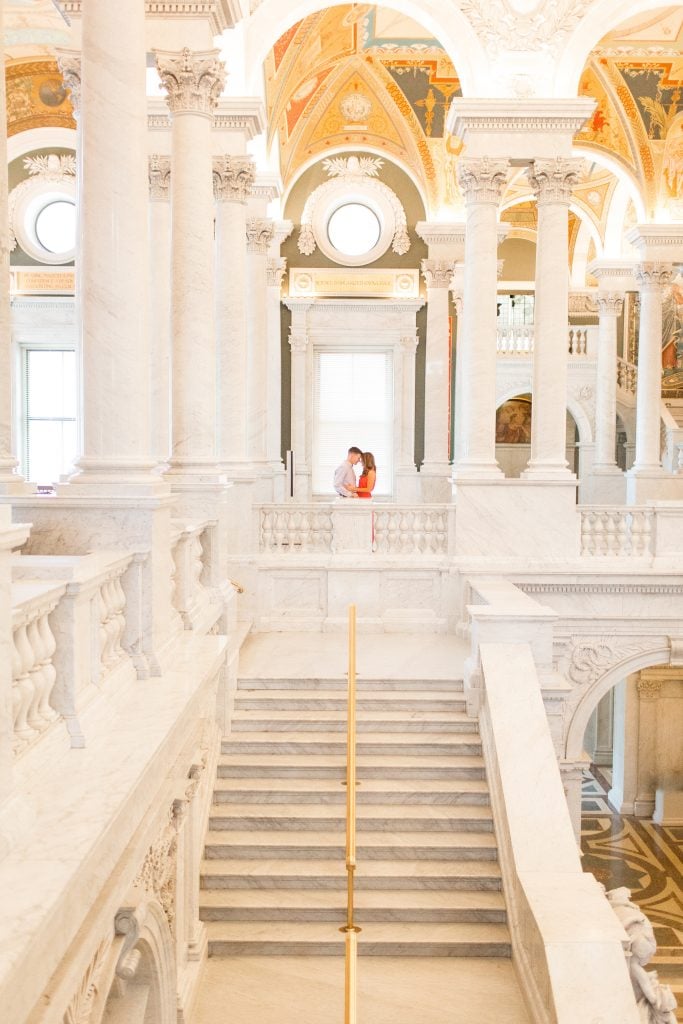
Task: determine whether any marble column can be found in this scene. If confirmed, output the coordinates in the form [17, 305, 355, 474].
[148, 156, 172, 467]
[286, 302, 312, 499]
[156, 49, 226, 481]
[454, 159, 508, 478]
[523, 158, 582, 480]
[420, 259, 455, 497]
[69, 0, 157, 485]
[450, 265, 464, 467]
[245, 218, 275, 477]
[266, 255, 287, 498]
[630, 263, 673, 476]
[593, 291, 624, 472]
[395, 333, 419, 501]
[634, 673, 662, 817]
[213, 155, 254, 472]
[593, 688, 615, 767]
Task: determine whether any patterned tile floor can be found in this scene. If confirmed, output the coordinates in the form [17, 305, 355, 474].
[581, 768, 683, 1019]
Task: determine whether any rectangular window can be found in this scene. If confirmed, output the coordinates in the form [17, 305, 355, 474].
[23, 348, 77, 485]
[313, 350, 393, 496]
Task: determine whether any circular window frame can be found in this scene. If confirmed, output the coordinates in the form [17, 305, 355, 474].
[312, 181, 396, 266]
[12, 179, 77, 265]
[326, 202, 381, 258]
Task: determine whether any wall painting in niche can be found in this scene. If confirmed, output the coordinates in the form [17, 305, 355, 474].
[496, 397, 532, 444]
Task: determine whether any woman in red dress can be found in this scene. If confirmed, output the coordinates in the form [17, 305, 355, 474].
[357, 452, 376, 498]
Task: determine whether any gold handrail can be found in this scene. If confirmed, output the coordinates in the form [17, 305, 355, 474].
[341, 604, 360, 1024]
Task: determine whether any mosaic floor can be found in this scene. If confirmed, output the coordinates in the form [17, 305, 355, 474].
[581, 768, 683, 1018]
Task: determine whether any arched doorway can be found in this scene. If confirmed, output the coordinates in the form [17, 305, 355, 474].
[495, 394, 581, 478]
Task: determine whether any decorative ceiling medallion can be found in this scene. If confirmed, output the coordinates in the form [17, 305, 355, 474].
[339, 91, 372, 129]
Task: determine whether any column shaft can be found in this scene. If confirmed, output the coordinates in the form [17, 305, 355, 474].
[594, 294, 623, 468]
[287, 303, 311, 498]
[266, 258, 287, 469]
[0, 4, 19, 482]
[77, 0, 153, 477]
[525, 159, 581, 478]
[455, 159, 507, 476]
[246, 219, 274, 466]
[400, 335, 418, 471]
[632, 264, 672, 473]
[421, 263, 453, 471]
[148, 156, 172, 466]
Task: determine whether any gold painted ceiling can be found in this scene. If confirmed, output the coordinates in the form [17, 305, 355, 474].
[266, 4, 683, 222]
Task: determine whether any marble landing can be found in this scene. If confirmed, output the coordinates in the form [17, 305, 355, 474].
[237, 631, 469, 682]
[192, 956, 532, 1024]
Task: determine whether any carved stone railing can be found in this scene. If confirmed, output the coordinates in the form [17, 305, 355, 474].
[496, 325, 592, 357]
[373, 506, 449, 554]
[12, 550, 137, 750]
[257, 503, 453, 556]
[580, 507, 654, 557]
[12, 581, 65, 756]
[170, 519, 220, 632]
[617, 357, 637, 394]
[259, 504, 333, 553]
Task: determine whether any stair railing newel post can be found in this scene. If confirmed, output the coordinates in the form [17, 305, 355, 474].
[342, 603, 360, 1024]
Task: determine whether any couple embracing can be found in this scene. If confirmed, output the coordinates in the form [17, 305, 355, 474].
[333, 446, 376, 499]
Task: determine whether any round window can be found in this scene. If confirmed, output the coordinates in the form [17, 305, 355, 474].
[34, 199, 77, 255]
[327, 203, 381, 258]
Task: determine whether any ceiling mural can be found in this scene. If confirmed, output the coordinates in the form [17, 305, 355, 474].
[5, 59, 76, 136]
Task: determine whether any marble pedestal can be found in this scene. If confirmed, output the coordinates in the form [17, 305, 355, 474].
[626, 470, 683, 504]
[453, 479, 580, 560]
[584, 466, 626, 505]
[419, 465, 453, 503]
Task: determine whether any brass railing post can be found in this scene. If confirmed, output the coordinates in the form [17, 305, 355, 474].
[341, 604, 360, 1024]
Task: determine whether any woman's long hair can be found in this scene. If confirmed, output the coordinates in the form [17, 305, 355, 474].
[362, 451, 376, 473]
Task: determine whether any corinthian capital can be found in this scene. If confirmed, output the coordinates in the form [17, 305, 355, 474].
[267, 258, 287, 287]
[148, 155, 171, 199]
[528, 157, 582, 204]
[596, 292, 624, 317]
[246, 218, 275, 254]
[56, 49, 81, 116]
[155, 48, 226, 117]
[634, 262, 674, 291]
[213, 155, 255, 203]
[421, 259, 455, 289]
[289, 332, 308, 353]
[457, 158, 508, 204]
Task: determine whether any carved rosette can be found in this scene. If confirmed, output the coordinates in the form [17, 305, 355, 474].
[289, 332, 309, 353]
[421, 259, 455, 289]
[636, 676, 663, 700]
[56, 50, 81, 116]
[528, 158, 582, 205]
[148, 154, 171, 200]
[246, 218, 275, 254]
[457, 158, 508, 204]
[267, 257, 287, 288]
[596, 292, 624, 317]
[155, 48, 226, 117]
[634, 262, 674, 292]
[213, 155, 255, 203]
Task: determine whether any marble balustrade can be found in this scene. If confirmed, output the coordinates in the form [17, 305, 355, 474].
[171, 518, 222, 633]
[496, 324, 595, 356]
[580, 507, 654, 557]
[11, 580, 64, 756]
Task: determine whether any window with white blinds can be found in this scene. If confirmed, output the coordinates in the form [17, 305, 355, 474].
[23, 348, 78, 485]
[313, 350, 393, 496]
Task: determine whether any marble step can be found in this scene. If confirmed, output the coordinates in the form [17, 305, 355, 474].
[212, 778, 490, 806]
[199, 888, 507, 924]
[208, 803, 493, 833]
[205, 920, 511, 957]
[217, 753, 486, 781]
[237, 678, 463, 692]
[230, 713, 476, 735]
[204, 829, 498, 860]
[234, 692, 466, 712]
[221, 734, 482, 757]
[201, 858, 502, 891]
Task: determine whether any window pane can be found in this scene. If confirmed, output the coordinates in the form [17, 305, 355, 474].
[27, 350, 76, 418]
[327, 204, 380, 257]
[34, 199, 77, 255]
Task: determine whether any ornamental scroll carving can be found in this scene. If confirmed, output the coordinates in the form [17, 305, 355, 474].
[132, 801, 183, 935]
[62, 936, 112, 1024]
[528, 158, 583, 204]
[421, 259, 455, 289]
[155, 48, 226, 116]
[596, 292, 624, 317]
[458, 0, 594, 59]
[148, 154, 171, 200]
[457, 158, 508, 204]
[213, 155, 255, 203]
[567, 637, 662, 687]
[267, 258, 287, 288]
[634, 263, 675, 291]
[246, 218, 275, 254]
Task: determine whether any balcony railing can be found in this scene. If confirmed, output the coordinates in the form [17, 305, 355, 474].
[580, 507, 654, 557]
[496, 325, 592, 357]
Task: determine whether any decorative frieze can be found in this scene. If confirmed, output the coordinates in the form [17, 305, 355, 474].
[457, 158, 508, 204]
[212, 155, 255, 203]
[267, 257, 287, 288]
[56, 50, 81, 115]
[246, 218, 275, 254]
[528, 157, 582, 204]
[148, 154, 171, 200]
[421, 259, 455, 289]
[155, 48, 226, 117]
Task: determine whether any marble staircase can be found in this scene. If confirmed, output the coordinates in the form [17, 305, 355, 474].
[200, 675, 511, 957]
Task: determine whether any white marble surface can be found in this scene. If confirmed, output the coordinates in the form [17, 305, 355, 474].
[217, 199, 249, 464]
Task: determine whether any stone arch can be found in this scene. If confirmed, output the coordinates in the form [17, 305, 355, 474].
[563, 641, 672, 760]
[495, 387, 593, 446]
[244, 0, 486, 98]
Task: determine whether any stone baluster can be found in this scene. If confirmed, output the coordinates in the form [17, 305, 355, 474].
[454, 159, 508, 478]
[156, 48, 226, 482]
[148, 155, 172, 466]
[524, 158, 582, 479]
[213, 155, 255, 471]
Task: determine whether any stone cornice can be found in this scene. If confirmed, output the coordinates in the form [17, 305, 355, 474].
[587, 260, 636, 289]
[626, 224, 683, 262]
[415, 222, 466, 250]
[214, 97, 266, 140]
[55, 1, 240, 32]
[283, 298, 425, 314]
[448, 98, 595, 139]
[271, 220, 294, 248]
[250, 174, 281, 202]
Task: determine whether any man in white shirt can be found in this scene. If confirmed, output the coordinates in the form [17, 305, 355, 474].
[333, 446, 362, 497]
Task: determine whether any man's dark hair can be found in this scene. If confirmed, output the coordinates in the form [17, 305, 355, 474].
[348, 446, 363, 456]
